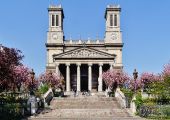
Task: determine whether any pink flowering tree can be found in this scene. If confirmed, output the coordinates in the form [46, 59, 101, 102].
[162, 63, 170, 77]
[13, 65, 30, 91]
[102, 69, 130, 90]
[140, 72, 164, 98]
[127, 78, 142, 91]
[0, 45, 23, 91]
[160, 63, 170, 99]
[24, 75, 39, 92]
[0, 45, 39, 94]
[140, 72, 162, 85]
[38, 71, 61, 89]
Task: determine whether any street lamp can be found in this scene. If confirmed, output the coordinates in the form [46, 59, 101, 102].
[30, 69, 35, 95]
[133, 69, 138, 93]
[28, 69, 38, 115]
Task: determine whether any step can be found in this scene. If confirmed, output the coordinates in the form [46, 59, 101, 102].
[29, 116, 144, 120]
[34, 109, 131, 118]
[28, 96, 144, 120]
[53, 96, 116, 100]
[51, 98, 121, 109]
[52, 103, 120, 109]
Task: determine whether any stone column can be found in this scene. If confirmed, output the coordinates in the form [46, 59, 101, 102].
[66, 63, 70, 92]
[88, 63, 92, 91]
[55, 63, 60, 75]
[98, 63, 103, 92]
[77, 63, 81, 92]
[109, 63, 113, 70]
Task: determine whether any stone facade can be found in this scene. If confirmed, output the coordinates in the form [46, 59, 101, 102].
[46, 5, 123, 92]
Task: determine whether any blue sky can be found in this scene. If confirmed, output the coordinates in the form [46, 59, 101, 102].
[0, 0, 170, 76]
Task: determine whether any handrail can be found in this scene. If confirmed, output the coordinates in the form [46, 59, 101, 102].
[43, 88, 53, 105]
[115, 87, 126, 108]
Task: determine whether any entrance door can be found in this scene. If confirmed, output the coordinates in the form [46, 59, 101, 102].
[81, 75, 88, 91]
[81, 64, 88, 91]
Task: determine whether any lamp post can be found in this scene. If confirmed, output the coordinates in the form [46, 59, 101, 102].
[30, 69, 35, 95]
[133, 69, 138, 93]
[28, 69, 38, 115]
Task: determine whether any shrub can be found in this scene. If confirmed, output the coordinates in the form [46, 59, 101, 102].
[121, 87, 134, 99]
[39, 84, 49, 94]
[134, 91, 143, 110]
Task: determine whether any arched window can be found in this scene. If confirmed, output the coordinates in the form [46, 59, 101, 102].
[52, 15, 55, 26]
[110, 14, 113, 26]
[56, 15, 59, 26]
[114, 14, 118, 26]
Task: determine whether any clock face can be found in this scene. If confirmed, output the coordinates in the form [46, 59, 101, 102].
[111, 33, 117, 40]
[52, 34, 58, 40]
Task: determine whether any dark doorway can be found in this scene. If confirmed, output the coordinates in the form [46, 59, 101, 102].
[92, 64, 99, 91]
[59, 64, 66, 90]
[81, 64, 88, 91]
[70, 64, 77, 91]
[102, 64, 110, 91]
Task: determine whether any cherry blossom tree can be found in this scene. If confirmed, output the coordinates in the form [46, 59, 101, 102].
[161, 63, 170, 99]
[0, 45, 38, 92]
[128, 78, 142, 91]
[24, 75, 39, 92]
[38, 71, 61, 89]
[162, 63, 170, 77]
[102, 69, 130, 89]
[13, 65, 30, 91]
[140, 72, 162, 85]
[139, 72, 164, 98]
[0, 45, 23, 91]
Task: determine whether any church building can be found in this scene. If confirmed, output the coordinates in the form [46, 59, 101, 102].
[46, 5, 123, 93]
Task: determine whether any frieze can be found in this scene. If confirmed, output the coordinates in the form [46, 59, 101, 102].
[53, 47, 115, 59]
[68, 49, 107, 58]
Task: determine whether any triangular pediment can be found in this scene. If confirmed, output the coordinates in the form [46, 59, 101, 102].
[53, 47, 116, 59]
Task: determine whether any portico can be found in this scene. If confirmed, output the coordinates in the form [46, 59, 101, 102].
[55, 62, 114, 92]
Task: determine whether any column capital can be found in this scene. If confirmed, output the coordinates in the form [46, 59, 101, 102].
[66, 63, 70, 66]
[76, 63, 81, 66]
[88, 63, 92, 66]
[109, 62, 114, 65]
[98, 63, 103, 66]
[55, 62, 60, 66]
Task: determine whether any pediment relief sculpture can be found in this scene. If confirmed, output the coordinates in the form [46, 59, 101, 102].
[53, 47, 116, 59]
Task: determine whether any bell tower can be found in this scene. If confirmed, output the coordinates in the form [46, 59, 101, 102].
[104, 5, 122, 44]
[46, 5, 64, 70]
[47, 5, 64, 44]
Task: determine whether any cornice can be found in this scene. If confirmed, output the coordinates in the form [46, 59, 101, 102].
[46, 43, 124, 47]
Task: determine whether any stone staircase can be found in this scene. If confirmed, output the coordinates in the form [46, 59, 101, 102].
[29, 95, 144, 120]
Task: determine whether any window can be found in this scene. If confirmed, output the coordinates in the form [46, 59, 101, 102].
[110, 14, 113, 26]
[52, 15, 55, 26]
[114, 14, 118, 26]
[56, 15, 59, 26]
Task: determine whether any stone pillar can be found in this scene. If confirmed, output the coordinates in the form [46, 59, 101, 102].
[66, 63, 70, 92]
[98, 63, 103, 92]
[77, 63, 81, 92]
[109, 63, 113, 70]
[55, 63, 60, 75]
[88, 63, 92, 91]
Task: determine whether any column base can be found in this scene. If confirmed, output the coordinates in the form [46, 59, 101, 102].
[64, 91, 72, 96]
